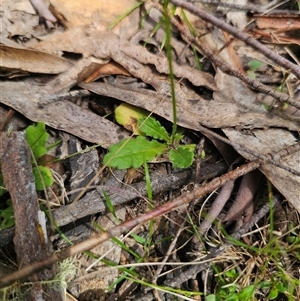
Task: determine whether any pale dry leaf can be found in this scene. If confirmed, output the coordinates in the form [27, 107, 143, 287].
[79, 81, 299, 131]
[0, 81, 129, 148]
[9, 0, 36, 14]
[0, 0, 39, 38]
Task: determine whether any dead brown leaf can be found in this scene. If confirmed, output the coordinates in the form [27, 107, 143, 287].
[85, 61, 132, 83]
[0, 45, 73, 74]
[255, 14, 300, 32]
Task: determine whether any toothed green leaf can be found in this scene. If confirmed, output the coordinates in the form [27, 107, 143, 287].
[169, 145, 195, 168]
[138, 117, 170, 142]
[33, 166, 53, 191]
[104, 136, 167, 169]
[26, 122, 48, 160]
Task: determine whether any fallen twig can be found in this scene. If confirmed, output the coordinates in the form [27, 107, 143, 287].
[170, 0, 300, 79]
[158, 2, 300, 111]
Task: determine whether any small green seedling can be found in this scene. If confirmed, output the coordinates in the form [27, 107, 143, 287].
[206, 267, 256, 301]
[247, 59, 263, 79]
[26, 121, 59, 190]
[104, 112, 196, 169]
[0, 199, 14, 229]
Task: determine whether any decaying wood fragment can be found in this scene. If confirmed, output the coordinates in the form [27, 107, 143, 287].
[0, 132, 63, 300]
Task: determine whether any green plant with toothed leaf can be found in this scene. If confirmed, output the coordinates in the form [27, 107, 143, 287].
[104, 112, 196, 169]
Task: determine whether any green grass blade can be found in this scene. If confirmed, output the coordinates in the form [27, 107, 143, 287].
[109, 1, 144, 29]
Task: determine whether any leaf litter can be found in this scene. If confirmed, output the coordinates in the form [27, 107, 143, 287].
[0, 0, 300, 300]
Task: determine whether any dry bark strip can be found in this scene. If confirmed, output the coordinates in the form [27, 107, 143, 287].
[223, 169, 262, 223]
[0, 132, 63, 300]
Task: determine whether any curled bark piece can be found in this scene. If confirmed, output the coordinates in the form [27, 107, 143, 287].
[223, 170, 262, 223]
[199, 180, 234, 234]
